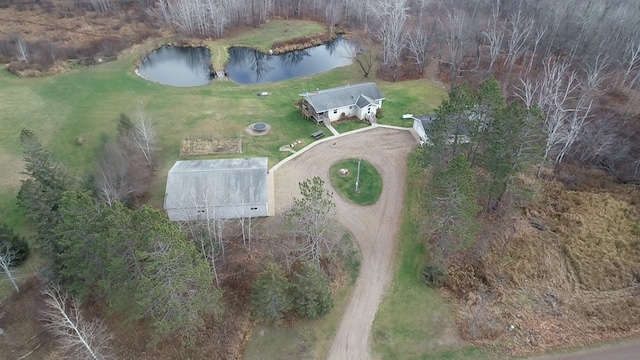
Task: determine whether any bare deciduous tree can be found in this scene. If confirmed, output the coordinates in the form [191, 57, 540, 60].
[174, 186, 232, 286]
[482, 1, 504, 72]
[13, 35, 29, 63]
[582, 53, 611, 96]
[132, 110, 156, 170]
[525, 25, 546, 75]
[324, 0, 342, 35]
[370, 0, 408, 70]
[554, 93, 592, 169]
[341, 42, 377, 78]
[439, 9, 469, 89]
[621, 41, 640, 89]
[515, 58, 584, 176]
[406, 24, 430, 75]
[0, 243, 19, 293]
[94, 142, 136, 206]
[41, 284, 113, 360]
[503, 9, 533, 78]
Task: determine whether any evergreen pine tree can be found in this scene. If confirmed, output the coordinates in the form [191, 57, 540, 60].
[250, 262, 291, 325]
[291, 261, 333, 319]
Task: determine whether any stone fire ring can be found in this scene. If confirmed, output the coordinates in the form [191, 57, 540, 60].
[246, 122, 271, 136]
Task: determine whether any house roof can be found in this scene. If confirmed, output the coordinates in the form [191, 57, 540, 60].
[301, 82, 384, 112]
[164, 157, 268, 211]
[355, 94, 375, 108]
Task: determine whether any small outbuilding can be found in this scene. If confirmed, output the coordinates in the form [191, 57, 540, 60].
[412, 114, 436, 146]
[164, 157, 269, 221]
[299, 82, 385, 124]
[412, 114, 471, 146]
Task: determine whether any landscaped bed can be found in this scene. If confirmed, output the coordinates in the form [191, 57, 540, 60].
[329, 159, 382, 205]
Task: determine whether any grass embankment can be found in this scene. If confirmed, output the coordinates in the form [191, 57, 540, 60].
[371, 153, 488, 360]
[329, 159, 382, 205]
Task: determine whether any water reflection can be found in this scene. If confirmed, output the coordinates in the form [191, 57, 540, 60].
[138, 46, 213, 87]
[225, 36, 355, 84]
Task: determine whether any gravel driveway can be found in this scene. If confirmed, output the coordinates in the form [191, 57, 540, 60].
[272, 126, 417, 360]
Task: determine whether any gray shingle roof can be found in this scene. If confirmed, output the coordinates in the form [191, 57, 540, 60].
[164, 158, 268, 210]
[301, 82, 384, 112]
[355, 94, 374, 108]
[417, 115, 436, 130]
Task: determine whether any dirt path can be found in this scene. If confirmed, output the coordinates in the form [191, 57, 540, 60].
[273, 126, 417, 360]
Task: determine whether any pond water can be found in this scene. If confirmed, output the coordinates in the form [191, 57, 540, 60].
[138, 46, 213, 87]
[225, 36, 355, 84]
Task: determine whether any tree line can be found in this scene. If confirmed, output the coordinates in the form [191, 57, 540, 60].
[421, 78, 542, 267]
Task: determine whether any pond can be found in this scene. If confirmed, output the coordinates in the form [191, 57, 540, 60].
[137, 46, 213, 87]
[225, 36, 355, 84]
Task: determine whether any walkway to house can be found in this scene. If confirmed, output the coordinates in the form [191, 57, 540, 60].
[324, 121, 340, 136]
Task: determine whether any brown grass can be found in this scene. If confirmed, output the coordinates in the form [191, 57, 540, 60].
[444, 173, 640, 356]
[180, 138, 242, 157]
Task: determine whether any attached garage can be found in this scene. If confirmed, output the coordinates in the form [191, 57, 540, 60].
[164, 157, 269, 221]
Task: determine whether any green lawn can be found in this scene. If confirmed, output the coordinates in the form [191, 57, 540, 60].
[329, 159, 382, 205]
[378, 79, 445, 127]
[331, 120, 370, 133]
[371, 153, 489, 360]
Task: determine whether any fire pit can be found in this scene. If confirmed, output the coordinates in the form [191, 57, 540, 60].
[252, 122, 268, 132]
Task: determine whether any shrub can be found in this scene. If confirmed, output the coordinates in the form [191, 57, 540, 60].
[421, 263, 446, 288]
[375, 107, 383, 119]
[0, 222, 29, 267]
[291, 261, 333, 319]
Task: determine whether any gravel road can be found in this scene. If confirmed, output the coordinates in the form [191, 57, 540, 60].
[272, 126, 417, 360]
[527, 340, 640, 360]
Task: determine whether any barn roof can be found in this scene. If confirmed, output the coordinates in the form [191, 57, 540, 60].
[301, 82, 384, 112]
[164, 157, 268, 211]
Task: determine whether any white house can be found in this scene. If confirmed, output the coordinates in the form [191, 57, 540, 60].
[299, 82, 385, 124]
[164, 158, 269, 221]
